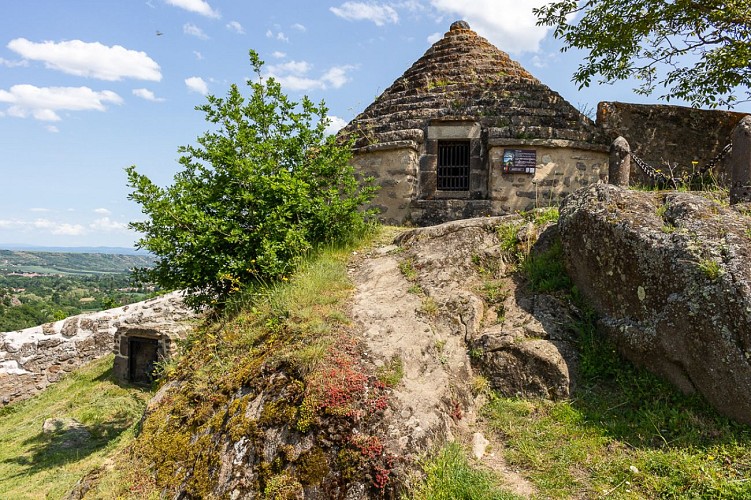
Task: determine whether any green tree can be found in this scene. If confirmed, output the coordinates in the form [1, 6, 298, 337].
[535, 0, 751, 108]
[127, 51, 376, 309]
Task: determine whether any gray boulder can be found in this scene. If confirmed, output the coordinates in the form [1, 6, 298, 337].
[559, 183, 751, 424]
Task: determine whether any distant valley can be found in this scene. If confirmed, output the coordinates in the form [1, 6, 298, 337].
[0, 244, 149, 256]
[0, 249, 155, 275]
[0, 250, 157, 332]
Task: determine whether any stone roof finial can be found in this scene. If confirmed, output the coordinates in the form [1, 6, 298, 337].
[450, 20, 470, 31]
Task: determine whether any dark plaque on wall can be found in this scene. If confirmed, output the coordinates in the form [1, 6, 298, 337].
[501, 149, 537, 174]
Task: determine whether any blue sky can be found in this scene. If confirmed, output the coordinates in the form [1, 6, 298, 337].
[1, 0, 749, 249]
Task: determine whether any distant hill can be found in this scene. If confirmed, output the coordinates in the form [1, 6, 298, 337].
[0, 249, 156, 275]
[0, 244, 147, 255]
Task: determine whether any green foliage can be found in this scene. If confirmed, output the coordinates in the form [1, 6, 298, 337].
[524, 206, 559, 226]
[521, 239, 571, 293]
[398, 258, 418, 281]
[0, 269, 151, 331]
[410, 442, 520, 500]
[127, 50, 376, 309]
[497, 222, 523, 255]
[699, 258, 724, 280]
[535, 0, 751, 108]
[376, 355, 404, 387]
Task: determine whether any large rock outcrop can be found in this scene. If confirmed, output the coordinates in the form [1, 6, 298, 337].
[126, 218, 571, 499]
[391, 217, 579, 402]
[559, 183, 751, 424]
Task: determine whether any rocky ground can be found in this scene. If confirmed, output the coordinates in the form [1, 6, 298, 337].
[348, 215, 580, 496]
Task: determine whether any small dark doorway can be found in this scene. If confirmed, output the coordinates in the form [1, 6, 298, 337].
[437, 140, 470, 191]
[128, 337, 159, 385]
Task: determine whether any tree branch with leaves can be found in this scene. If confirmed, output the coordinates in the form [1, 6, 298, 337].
[535, 0, 751, 108]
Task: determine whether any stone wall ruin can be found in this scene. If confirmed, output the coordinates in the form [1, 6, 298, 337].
[0, 291, 197, 405]
[597, 101, 749, 185]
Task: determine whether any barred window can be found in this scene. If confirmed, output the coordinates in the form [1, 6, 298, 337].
[437, 141, 470, 191]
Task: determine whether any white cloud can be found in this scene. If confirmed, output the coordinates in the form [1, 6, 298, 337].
[226, 21, 245, 34]
[52, 223, 87, 236]
[0, 213, 131, 238]
[29, 208, 50, 213]
[94, 208, 112, 215]
[185, 76, 208, 95]
[394, 0, 425, 12]
[133, 88, 165, 102]
[0, 84, 123, 121]
[272, 51, 287, 59]
[45, 125, 59, 133]
[321, 67, 352, 88]
[184, 23, 209, 39]
[8, 38, 161, 81]
[164, 0, 220, 18]
[264, 61, 355, 92]
[0, 57, 28, 68]
[194, 51, 204, 60]
[90, 217, 128, 232]
[330, 2, 399, 26]
[268, 61, 313, 75]
[266, 29, 290, 42]
[291, 23, 306, 32]
[427, 31, 442, 44]
[14, 218, 88, 236]
[324, 115, 348, 136]
[428, 0, 551, 54]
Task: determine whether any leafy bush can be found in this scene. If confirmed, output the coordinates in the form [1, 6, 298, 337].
[127, 51, 376, 308]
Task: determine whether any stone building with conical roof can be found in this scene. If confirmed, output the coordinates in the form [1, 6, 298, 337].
[340, 21, 609, 225]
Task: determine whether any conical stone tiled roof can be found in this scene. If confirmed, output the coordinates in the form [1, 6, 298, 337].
[341, 21, 605, 149]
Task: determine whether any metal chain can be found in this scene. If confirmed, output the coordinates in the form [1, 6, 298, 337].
[631, 153, 671, 184]
[630, 142, 732, 187]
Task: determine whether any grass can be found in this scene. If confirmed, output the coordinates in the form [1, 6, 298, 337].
[0, 354, 151, 499]
[523, 206, 559, 226]
[399, 257, 419, 281]
[376, 355, 404, 388]
[421, 296, 439, 316]
[9, 218, 747, 498]
[484, 228, 751, 498]
[497, 222, 523, 255]
[482, 348, 751, 498]
[88, 231, 401, 498]
[410, 442, 521, 500]
[521, 239, 571, 293]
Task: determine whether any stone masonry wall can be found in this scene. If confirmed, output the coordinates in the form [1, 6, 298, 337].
[0, 291, 196, 405]
[597, 101, 749, 184]
[356, 139, 607, 225]
[489, 144, 608, 213]
[352, 142, 419, 224]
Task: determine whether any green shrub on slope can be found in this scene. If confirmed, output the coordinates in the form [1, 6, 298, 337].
[127, 50, 376, 309]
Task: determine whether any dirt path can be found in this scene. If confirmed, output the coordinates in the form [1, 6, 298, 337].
[348, 223, 538, 497]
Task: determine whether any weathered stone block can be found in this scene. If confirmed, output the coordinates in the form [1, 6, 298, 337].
[560, 184, 751, 425]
